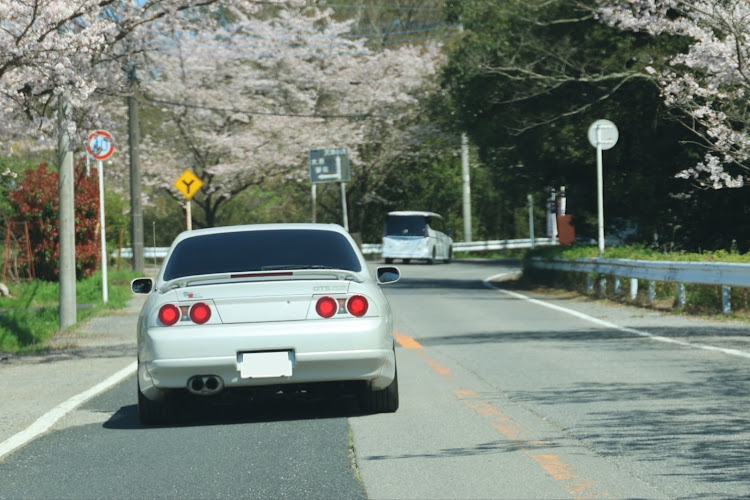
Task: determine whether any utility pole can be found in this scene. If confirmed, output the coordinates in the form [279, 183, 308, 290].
[57, 91, 77, 330]
[461, 132, 472, 242]
[128, 64, 144, 273]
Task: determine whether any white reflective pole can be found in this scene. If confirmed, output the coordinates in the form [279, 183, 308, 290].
[186, 200, 192, 231]
[341, 182, 349, 232]
[527, 194, 535, 249]
[461, 132, 472, 242]
[596, 126, 605, 256]
[98, 160, 108, 303]
[312, 184, 317, 223]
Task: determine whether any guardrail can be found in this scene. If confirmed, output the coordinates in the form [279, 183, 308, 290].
[112, 247, 169, 259]
[116, 238, 559, 260]
[528, 256, 750, 314]
[361, 237, 558, 254]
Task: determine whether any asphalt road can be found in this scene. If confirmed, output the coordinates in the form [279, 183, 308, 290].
[3, 259, 750, 499]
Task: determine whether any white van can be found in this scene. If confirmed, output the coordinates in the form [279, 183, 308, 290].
[381, 211, 453, 264]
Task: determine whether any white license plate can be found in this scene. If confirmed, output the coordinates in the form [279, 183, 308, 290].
[238, 351, 294, 379]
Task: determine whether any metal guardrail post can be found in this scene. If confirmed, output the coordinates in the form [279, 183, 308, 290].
[598, 276, 607, 295]
[614, 277, 621, 295]
[648, 281, 656, 302]
[630, 278, 638, 300]
[677, 283, 686, 308]
[722, 286, 731, 314]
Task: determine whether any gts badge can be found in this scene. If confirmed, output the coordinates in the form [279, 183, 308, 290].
[313, 285, 347, 292]
[182, 291, 201, 299]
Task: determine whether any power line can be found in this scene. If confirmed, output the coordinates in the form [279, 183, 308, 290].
[143, 93, 386, 119]
[152, 22, 459, 46]
[149, 48, 370, 59]
[312, 2, 443, 12]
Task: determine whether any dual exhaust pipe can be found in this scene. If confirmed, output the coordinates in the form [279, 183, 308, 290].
[187, 375, 224, 396]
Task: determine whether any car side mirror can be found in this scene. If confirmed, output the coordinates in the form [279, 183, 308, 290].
[376, 266, 400, 284]
[131, 277, 154, 295]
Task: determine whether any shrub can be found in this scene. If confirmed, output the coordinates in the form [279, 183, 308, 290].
[9, 161, 100, 281]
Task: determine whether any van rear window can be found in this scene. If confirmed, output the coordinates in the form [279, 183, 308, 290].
[385, 216, 427, 236]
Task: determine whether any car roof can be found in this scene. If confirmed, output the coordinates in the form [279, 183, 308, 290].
[387, 211, 443, 220]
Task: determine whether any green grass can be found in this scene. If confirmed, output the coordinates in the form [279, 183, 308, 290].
[529, 244, 750, 263]
[0, 270, 140, 354]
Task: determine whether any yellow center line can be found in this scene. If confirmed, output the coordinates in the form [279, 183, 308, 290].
[395, 331, 422, 350]
[395, 331, 452, 376]
[456, 390, 606, 499]
[396, 331, 605, 497]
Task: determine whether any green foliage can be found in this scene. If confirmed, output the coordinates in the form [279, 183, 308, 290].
[0, 153, 47, 221]
[437, 0, 750, 252]
[529, 244, 750, 263]
[0, 270, 140, 353]
[104, 188, 131, 254]
[9, 162, 100, 281]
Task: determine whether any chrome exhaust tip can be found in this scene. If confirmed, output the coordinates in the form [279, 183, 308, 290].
[187, 375, 224, 396]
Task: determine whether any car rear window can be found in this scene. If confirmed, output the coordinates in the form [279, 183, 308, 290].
[385, 216, 427, 236]
[163, 229, 362, 281]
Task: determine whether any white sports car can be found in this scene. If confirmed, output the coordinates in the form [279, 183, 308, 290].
[131, 223, 400, 425]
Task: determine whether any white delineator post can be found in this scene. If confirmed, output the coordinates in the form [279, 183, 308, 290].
[462, 132, 472, 242]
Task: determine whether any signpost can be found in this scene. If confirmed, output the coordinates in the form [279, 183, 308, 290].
[86, 130, 115, 303]
[308, 148, 351, 231]
[587, 119, 619, 256]
[174, 169, 203, 230]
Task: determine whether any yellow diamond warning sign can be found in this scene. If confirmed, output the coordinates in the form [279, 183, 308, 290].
[174, 170, 203, 200]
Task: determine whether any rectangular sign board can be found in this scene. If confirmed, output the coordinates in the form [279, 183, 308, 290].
[309, 148, 351, 184]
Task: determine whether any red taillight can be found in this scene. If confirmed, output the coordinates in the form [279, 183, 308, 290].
[347, 295, 369, 317]
[316, 297, 338, 318]
[189, 302, 211, 324]
[158, 304, 181, 326]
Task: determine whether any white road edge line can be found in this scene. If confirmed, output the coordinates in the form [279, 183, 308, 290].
[0, 361, 137, 461]
[483, 272, 750, 360]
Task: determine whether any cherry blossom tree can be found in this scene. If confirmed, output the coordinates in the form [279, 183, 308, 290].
[138, 5, 443, 227]
[0, 0, 294, 151]
[595, 0, 749, 189]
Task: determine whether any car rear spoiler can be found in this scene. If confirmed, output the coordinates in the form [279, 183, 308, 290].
[159, 268, 364, 291]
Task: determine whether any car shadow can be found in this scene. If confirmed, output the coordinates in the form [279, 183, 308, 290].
[104, 393, 365, 430]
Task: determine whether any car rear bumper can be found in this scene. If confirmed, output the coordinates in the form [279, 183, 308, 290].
[381, 238, 431, 259]
[138, 318, 396, 399]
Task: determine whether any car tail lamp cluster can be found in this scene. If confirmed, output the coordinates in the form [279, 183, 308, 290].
[315, 295, 369, 318]
[158, 302, 212, 326]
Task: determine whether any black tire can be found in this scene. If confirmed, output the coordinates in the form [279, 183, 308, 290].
[385, 258, 393, 264]
[445, 247, 453, 264]
[138, 382, 174, 426]
[359, 368, 399, 414]
[427, 248, 436, 265]
[403, 259, 410, 264]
